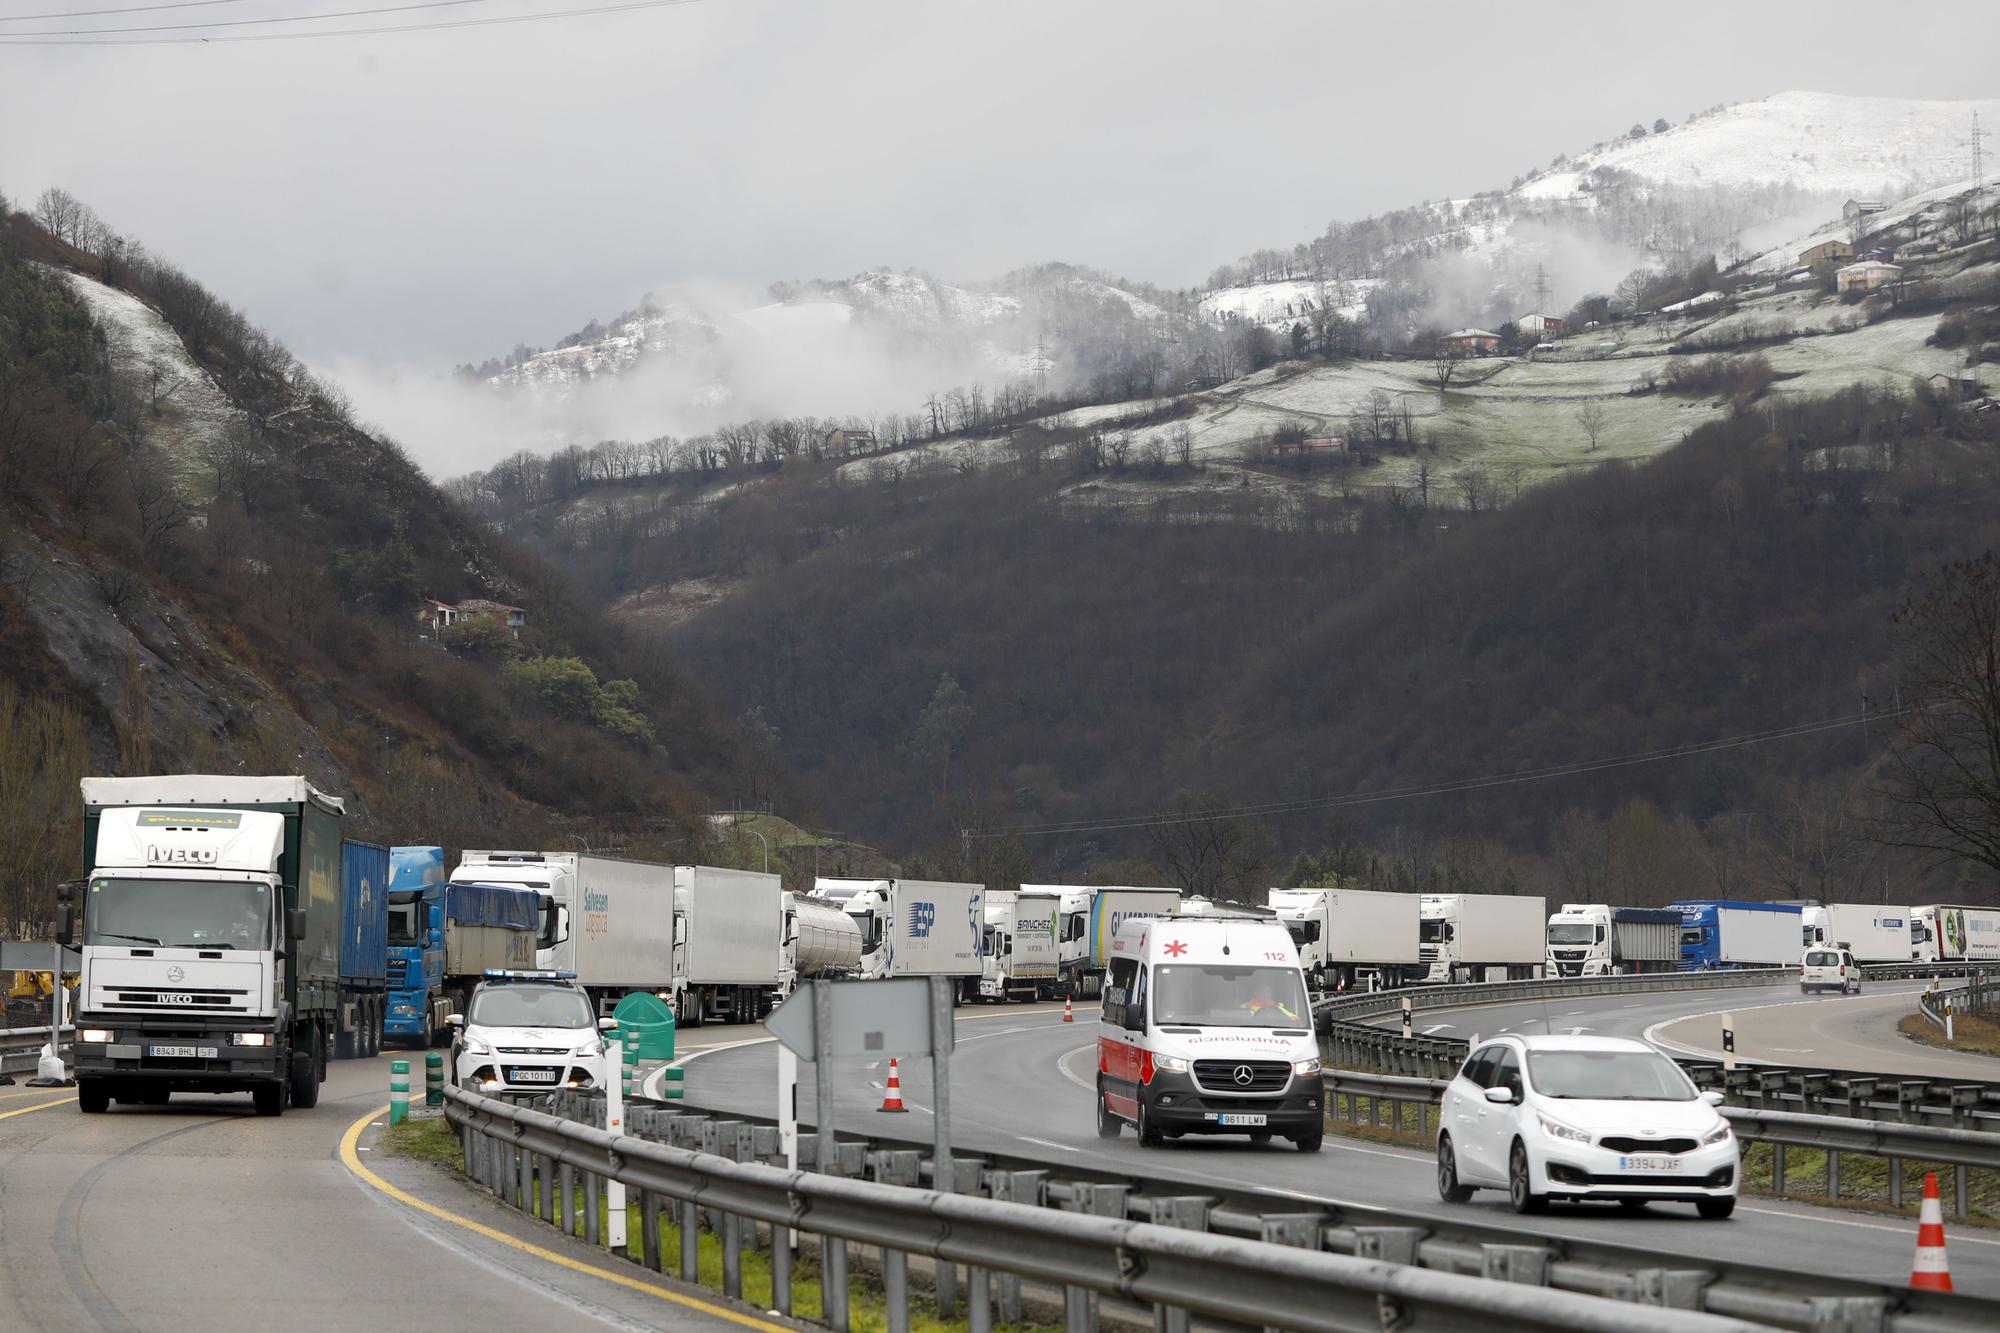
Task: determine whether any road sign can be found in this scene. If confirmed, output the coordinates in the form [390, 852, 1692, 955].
[764, 976, 950, 1061]
[0, 942, 80, 971]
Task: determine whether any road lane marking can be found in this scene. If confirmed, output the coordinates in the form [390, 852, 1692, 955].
[1016, 1135, 1079, 1154]
[338, 1106, 790, 1331]
[0, 1094, 75, 1120]
[1421, 1024, 1449, 1034]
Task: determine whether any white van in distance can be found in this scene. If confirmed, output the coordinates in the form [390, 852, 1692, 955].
[1096, 916, 1323, 1151]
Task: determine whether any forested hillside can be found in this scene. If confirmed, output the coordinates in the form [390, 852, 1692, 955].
[0, 190, 787, 932]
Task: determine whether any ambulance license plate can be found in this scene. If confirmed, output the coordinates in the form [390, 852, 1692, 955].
[1215, 1113, 1267, 1127]
[1618, 1155, 1676, 1172]
[149, 1044, 217, 1059]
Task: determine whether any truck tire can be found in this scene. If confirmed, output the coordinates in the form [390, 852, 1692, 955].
[336, 1018, 356, 1061]
[252, 1082, 284, 1117]
[370, 1000, 384, 1058]
[77, 1079, 111, 1114]
[289, 1044, 321, 1110]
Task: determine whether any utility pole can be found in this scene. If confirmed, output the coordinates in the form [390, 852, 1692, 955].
[1971, 110, 1988, 192]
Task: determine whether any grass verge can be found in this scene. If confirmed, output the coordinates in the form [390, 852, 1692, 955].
[1898, 1011, 2000, 1059]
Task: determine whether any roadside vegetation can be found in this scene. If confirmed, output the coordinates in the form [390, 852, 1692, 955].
[1898, 1012, 2000, 1060]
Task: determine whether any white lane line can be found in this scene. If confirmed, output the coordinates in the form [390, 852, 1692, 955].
[1016, 1135, 1080, 1154]
[1640, 985, 1940, 1062]
[1737, 1203, 2000, 1246]
[1421, 1024, 1450, 1034]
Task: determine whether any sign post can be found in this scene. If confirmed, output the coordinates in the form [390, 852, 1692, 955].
[605, 1022, 627, 1251]
[931, 975, 957, 1316]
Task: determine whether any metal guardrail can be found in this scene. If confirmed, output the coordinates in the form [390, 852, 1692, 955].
[0, 1025, 72, 1077]
[452, 1083, 2000, 1332]
[445, 1085, 1770, 1333]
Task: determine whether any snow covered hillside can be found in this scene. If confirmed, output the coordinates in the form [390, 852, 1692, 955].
[1517, 92, 2000, 201]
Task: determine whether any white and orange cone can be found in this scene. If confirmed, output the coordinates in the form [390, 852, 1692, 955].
[1063, 994, 1074, 1023]
[1910, 1171, 1953, 1291]
[878, 1057, 908, 1113]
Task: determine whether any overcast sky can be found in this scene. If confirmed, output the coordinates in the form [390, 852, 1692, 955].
[3, 0, 1996, 370]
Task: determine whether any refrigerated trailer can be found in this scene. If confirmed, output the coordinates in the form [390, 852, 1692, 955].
[1911, 904, 2000, 964]
[1801, 904, 1913, 963]
[1418, 893, 1545, 982]
[977, 888, 1061, 1001]
[1266, 887, 1422, 991]
[812, 878, 985, 990]
[1670, 900, 1803, 969]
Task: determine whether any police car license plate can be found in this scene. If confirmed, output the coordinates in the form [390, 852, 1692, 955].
[149, 1044, 216, 1059]
[1215, 1113, 1267, 1127]
[1619, 1155, 1675, 1172]
[509, 1069, 559, 1083]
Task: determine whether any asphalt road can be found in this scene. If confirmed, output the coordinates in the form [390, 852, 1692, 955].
[666, 997, 2000, 1298]
[0, 1054, 779, 1332]
[1366, 977, 2000, 1078]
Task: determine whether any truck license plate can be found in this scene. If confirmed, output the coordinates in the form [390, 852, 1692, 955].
[148, 1044, 216, 1059]
[508, 1069, 559, 1083]
[1618, 1155, 1676, 1172]
[1215, 1113, 1267, 1127]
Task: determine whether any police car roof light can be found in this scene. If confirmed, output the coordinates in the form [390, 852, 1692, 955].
[482, 968, 577, 980]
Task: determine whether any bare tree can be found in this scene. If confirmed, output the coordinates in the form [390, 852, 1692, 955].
[1451, 467, 1489, 513]
[1430, 343, 1467, 396]
[1144, 790, 1271, 901]
[1880, 552, 2000, 876]
[1576, 401, 1609, 452]
[32, 187, 86, 247]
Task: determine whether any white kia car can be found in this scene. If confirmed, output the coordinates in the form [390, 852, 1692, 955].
[450, 970, 613, 1099]
[1799, 947, 1861, 995]
[1435, 1034, 1739, 1218]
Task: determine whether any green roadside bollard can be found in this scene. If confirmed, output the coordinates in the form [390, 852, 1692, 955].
[390, 1059, 410, 1126]
[621, 1025, 639, 1099]
[609, 991, 680, 1099]
[425, 1050, 444, 1107]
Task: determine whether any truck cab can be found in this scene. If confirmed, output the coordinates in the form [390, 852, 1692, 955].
[1096, 916, 1323, 1151]
[976, 889, 1060, 1002]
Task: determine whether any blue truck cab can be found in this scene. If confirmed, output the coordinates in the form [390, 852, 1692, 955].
[384, 846, 447, 1046]
[1670, 899, 1803, 971]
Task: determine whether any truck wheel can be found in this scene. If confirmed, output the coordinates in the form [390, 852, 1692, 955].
[252, 1082, 284, 1117]
[289, 1047, 321, 1110]
[336, 1021, 356, 1061]
[77, 1079, 111, 1114]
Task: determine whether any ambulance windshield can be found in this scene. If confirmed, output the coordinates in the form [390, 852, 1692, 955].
[1153, 964, 1309, 1028]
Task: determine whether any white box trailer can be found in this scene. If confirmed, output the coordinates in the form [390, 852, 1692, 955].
[1804, 904, 1912, 963]
[977, 888, 1061, 1001]
[813, 878, 985, 984]
[567, 855, 677, 997]
[1022, 884, 1182, 998]
[1267, 887, 1422, 991]
[1420, 893, 1546, 982]
[1912, 904, 2000, 964]
[673, 865, 782, 1025]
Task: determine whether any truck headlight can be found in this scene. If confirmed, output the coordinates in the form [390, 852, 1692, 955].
[1155, 1055, 1189, 1073]
[1537, 1113, 1591, 1145]
[231, 1033, 272, 1047]
[80, 1028, 116, 1044]
[1703, 1121, 1734, 1147]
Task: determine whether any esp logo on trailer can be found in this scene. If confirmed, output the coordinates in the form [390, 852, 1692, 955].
[907, 901, 937, 938]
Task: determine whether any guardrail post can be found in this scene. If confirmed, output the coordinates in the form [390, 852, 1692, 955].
[1771, 1142, 1785, 1195]
[584, 1164, 600, 1245]
[640, 1189, 661, 1270]
[560, 1161, 576, 1234]
[883, 1248, 909, 1333]
[1888, 1158, 1902, 1210]
[1954, 1165, 1968, 1220]
[987, 1170, 1046, 1323]
[540, 1152, 556, 1223]
[679, 1199, 698, 1283]
[1059, 1181, 1128, 1331]
[967, 1265, 992, 1333]
[1826, 1149, 1840, 1201]
[517, 1135, 533, 1212]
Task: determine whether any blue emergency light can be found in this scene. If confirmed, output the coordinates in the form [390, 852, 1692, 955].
[482, 969, 577, 980]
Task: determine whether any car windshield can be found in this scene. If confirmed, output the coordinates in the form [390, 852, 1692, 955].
[85, 877, 271, 949]
[469, 985, 594, 1029]
[1527, 1049, 1695, 1101]
[1152, 964, 1309, 1027]
[1547, 923, 1594, 944]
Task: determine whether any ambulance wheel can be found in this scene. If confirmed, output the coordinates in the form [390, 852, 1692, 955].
[1136, 1094, 1163, 1148]
[1294, 1126, 1323, 1153]
[1095, 1081, 1120, 1139]
[1250, 1131, 1273, 1145]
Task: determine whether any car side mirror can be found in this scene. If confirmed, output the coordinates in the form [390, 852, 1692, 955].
[598, 1017, 617, 1031]
[1483, 1086, 1515, 1105]
[446, 1014, 464, 1027]
[1701, 1090, 1726, 1107]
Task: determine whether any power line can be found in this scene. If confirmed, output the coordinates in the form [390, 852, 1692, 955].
[0, 1, 255, 20]
[6, 0, 495, 37]
[0, 0, 702, 43]
[979, 707, 1907, 840]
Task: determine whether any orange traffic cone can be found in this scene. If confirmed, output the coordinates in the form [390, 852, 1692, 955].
[1063, 995, 1074, 1023]
[878, 1057, 908, 1113]
[1911, 1171, 1953, 1291]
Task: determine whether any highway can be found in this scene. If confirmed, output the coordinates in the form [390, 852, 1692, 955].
[0, 1055, 770, 1333]
[666, 996, 2000, 1299]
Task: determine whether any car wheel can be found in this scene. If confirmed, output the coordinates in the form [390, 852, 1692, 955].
[1508, 1140, 1547, 1214]
[1136, 1094, 1163, 1148]
[1697, 1197, 1736, 1220]
[1437, 1135, 1474, 1203]
[1799, 984, 1811, 994]
[1095, 1081, 1121, 1140]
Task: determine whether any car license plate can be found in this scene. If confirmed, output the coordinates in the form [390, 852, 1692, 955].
[148, 1044, 216, 1059]
[509, 1069, 559, 1083]
[1215, 1113, 1267, 1127]
[1619, 1155, 1676, 1172]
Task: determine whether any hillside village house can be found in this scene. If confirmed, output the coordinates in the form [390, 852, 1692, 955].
[1800, 238, 1855, 273]
[1836, 260, 1902, 294]
[1517, 312, 1565, 338]
[1441, 328, 1501, 355]
[1842, 198, 1886, 226]
[823, 426, 876, 455]
[418, 597, 527, 638]
[1927, 370, 1984, 402]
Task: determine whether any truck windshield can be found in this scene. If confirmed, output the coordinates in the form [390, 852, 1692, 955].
[1419, 919, 1452, 943]
[85, 877, 271, 949]
[1680, 927, 1708, 946]
[1546, 923, 1595, 945]
[469, 984, 594, 1029]
[1527, 1049, 1695, 1101]
[1153, 964, 1309, 1028]
[387, 892, 424, 946]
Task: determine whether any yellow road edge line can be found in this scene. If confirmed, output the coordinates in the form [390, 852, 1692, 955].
[339, 1106, 789, 1332]
[0, 1094, 76, 1119]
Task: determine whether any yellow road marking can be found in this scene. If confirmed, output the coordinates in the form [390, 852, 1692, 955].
[0, 1095, 75, 1120]
[339, 1106, 789, 1331]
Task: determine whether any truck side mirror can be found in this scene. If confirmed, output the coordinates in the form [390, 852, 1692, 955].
[286, 908, 306, 941]
[56, 905, 76, 947]
[57, 878, 84, 907]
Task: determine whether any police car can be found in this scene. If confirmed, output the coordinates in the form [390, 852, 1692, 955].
[449, 970, 612, 1098]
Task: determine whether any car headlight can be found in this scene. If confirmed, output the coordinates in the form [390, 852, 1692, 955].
[1703, 1121, 1734, 1147]
[231, 1032, 272, 1047]
[1294, 1057, 1322, 1075]
[1537, 1113, 1591, 1145]
[1155, 1055, 1189, 1073]
[80, 1028, 116, 1044]
[575, 1040, 605, 1059]
[463, 1038, 492, 1057]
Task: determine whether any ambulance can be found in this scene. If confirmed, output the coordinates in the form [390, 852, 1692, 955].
[1096, 915, 1324, 1151]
